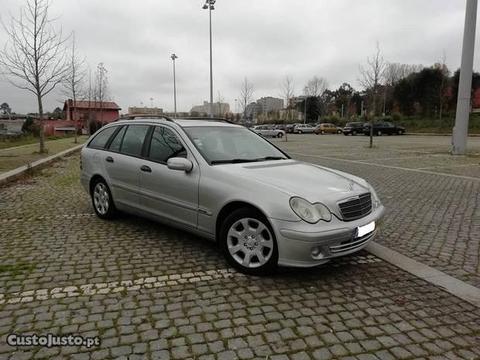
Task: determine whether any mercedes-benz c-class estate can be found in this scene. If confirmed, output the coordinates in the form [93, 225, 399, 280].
[80, 117, 385, 275]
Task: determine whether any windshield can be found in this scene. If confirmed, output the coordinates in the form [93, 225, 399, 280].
[183, 126, 288, 164]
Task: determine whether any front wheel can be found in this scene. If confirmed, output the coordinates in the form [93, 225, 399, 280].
[220, 208, 278, 275]
[297, 130, 303, 134]
[91, 179, 117, 219]
[277, 132, 284, 138]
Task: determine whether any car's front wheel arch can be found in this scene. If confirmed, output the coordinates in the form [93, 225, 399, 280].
[215, 201, 271, 244]
[218, 205, 279, 275]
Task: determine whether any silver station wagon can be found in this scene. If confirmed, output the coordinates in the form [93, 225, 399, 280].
[81, 117, 385, 275]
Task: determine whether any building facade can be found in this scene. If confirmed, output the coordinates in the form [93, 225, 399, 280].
[128, 106, 163, 116]
[190, 101, 230, 117]
[256, 97, 284, 113]
[64, 100, 121, 124]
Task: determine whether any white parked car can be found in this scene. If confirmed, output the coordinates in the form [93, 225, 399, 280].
[293, 124, 315, 134]
[252, 125, 285, 138]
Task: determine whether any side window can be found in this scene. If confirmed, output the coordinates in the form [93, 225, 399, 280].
[148, 126, 187, 163]
[108, 126, 127, 152]
[88, 126, 117, 149]
[120, 125, 150, 157]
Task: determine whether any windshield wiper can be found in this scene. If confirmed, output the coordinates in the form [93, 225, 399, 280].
[211, 156, 287, 165]
[211, 158, 260, 164]
[255, 156, 286, 161]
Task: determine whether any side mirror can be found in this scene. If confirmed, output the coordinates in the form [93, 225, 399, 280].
[167, 157, 193, 173]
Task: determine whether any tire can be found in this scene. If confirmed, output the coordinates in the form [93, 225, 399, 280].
[352, 130, 357, 136]
[298, 130, 303, 134]
[277, 132, 283, 138]
[337, 130, 342, 134]
[219, 208, 278, 275]
[377, 130, 382, 136]
[91, 178, 117, 219]
[397, 130, 404, 135]
[344, 132, 348, 136]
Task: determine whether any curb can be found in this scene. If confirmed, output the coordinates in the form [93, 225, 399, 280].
[367, 242, 480, 308]
[0, 144, 84, 186]
[406, 132, 480, 137]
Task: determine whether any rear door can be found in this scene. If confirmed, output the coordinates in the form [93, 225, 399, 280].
[138, 125, 200, 229]
[103, 124, 150, 208]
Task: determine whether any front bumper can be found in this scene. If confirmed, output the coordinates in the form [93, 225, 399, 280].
[270, 205, 385, 267]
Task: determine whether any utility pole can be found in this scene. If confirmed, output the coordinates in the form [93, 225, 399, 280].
[452, 0, 478, 155]
[171, 53, 178, 118]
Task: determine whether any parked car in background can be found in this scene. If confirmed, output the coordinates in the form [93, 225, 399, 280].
[314, 123, 342, 135]
[81, 117, 385, 275]
[343, 122, 365, 136]
[286, 124, 299, 133]
[363, 122, 406, 136]
[293, 124, 315, 134]
[252, 125, 285, 138]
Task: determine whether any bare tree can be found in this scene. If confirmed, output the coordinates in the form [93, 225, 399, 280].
[305, 76, 328, 97]
[0, 0, 70, 153]
[281, 75, 295, 121]
[239, 77, 254, 121]
[94, 62, 108, 125]
[437, 51, 449, 121]
[384, 62, 422, 86]
[63, 32, 86, 143]
[359, 42, 387, 148]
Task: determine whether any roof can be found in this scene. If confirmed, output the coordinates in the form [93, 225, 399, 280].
[114, 117, 242, 128]
[64, 100, 121, 111]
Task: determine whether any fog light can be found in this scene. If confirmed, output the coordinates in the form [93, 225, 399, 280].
[311, 247, 324, 259]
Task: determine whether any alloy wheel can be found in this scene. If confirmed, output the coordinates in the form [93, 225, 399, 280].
[93, 182, 110, 215]
[226, 218, 274, 268]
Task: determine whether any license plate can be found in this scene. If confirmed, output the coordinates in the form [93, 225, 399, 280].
[357, 221, 375, 238]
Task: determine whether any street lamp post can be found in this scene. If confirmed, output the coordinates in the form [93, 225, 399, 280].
[202, 0, 215, 118]
[452, 0, 478, 155]
[171, 53, 178, 118]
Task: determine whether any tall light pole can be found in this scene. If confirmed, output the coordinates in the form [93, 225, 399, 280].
[171, 53, 178, 118]
[203, 0, 215, 118]
[452, 0, 478, 155]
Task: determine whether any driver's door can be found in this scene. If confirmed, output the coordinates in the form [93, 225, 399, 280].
[138, 125, 199, 229]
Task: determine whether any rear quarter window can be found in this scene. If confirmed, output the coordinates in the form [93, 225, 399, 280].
[88, 126, 117, 149]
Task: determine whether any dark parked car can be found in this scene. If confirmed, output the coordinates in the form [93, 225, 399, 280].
[363, 122, 406, 136]
[343, 122, 365, 136]
[286, 123, 299, 133]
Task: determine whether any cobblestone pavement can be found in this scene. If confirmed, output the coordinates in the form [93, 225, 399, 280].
[0, 139, 479, 359]
[274, 135, 480, 288]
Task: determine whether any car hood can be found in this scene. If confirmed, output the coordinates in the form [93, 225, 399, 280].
[218, 160, 370, 203]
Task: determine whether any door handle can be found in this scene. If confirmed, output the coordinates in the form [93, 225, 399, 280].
[140, 165, 152, 173]
[106, 156, 114, 163]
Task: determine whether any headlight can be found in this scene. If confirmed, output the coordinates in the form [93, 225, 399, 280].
[370, 187, 381, 209]
[289, 197, 332, 223]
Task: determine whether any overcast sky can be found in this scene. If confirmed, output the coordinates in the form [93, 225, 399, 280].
[0, 0, 476, 114]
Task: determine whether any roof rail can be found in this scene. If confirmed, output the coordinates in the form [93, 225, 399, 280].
[180, 117, 238, 124]
[121, 115, 174, 122]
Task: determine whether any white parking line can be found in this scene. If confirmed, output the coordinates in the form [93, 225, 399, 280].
[0, 269, 241, 305]
[0, 213, 95, 224]
[290, 152, 480, 181]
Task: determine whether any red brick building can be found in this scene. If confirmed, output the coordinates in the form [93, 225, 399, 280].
[63, 99, 121, 125]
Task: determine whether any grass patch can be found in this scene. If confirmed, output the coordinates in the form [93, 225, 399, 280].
[0, 262, 36, 276]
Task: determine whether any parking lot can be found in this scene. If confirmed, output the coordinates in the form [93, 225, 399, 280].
[1, 134, 480, 359]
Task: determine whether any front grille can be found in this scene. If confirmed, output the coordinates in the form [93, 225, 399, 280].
[338, 193, 372, 221]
